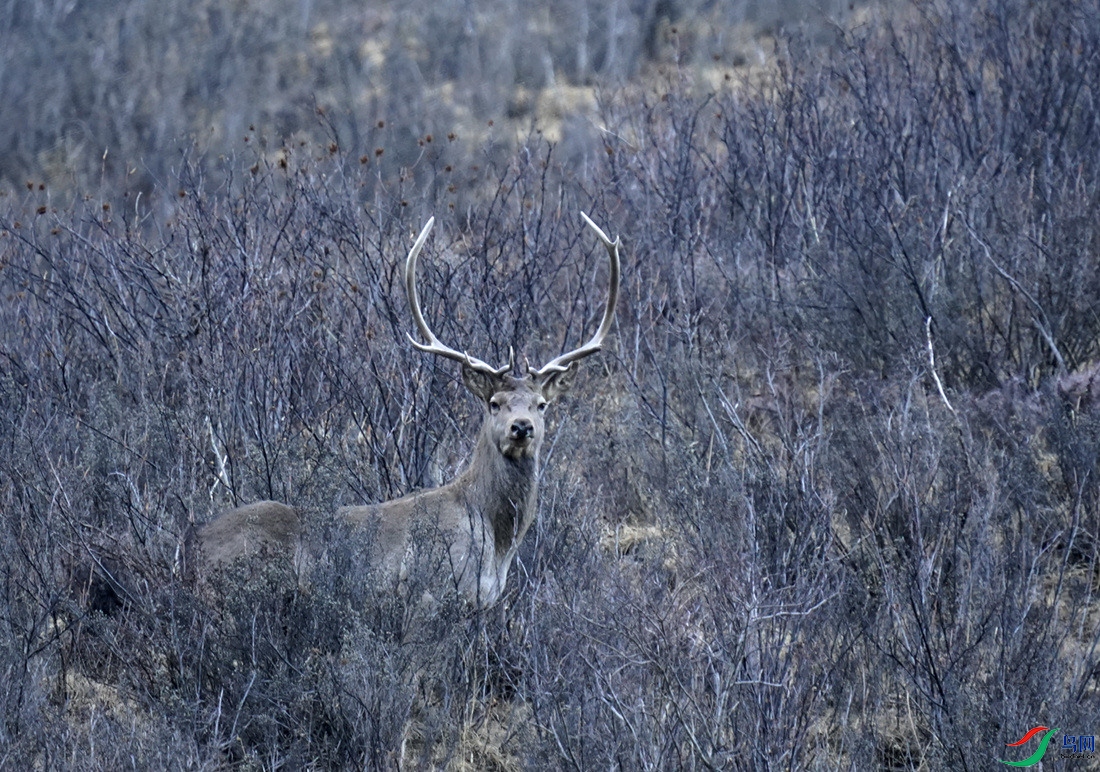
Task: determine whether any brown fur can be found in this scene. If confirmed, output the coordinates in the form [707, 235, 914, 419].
[193, 500, 301, 567]
[192, 371, 571, 608]
[190, 213, 617, 609]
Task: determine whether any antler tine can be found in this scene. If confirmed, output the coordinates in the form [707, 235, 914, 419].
[405, 218, 512, 377]
[530, 212, 621, 377]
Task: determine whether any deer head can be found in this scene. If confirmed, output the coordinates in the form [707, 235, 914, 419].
[194, 213, 621, 610]
[404, 212, 621, 462]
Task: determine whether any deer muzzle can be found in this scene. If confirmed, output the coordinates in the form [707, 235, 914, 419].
[510, 419, 534, 442]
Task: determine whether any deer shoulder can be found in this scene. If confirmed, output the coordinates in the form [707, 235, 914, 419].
[192, 213, 620, 609]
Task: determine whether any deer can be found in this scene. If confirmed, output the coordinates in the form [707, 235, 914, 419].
[191, 213, 620, 609]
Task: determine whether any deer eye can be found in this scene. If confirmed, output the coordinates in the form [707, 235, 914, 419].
[537, 401, 548, 413]
[489, 400, 501, 414]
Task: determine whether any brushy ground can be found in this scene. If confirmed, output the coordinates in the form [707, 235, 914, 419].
[2, 0, 1100, 769]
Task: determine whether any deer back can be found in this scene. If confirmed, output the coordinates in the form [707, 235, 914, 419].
[187, 212, 619, 609]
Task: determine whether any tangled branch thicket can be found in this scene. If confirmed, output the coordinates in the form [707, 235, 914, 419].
[1, 0, 1099, 768]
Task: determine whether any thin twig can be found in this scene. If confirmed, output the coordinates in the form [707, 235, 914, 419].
[925, 317, 955, 414]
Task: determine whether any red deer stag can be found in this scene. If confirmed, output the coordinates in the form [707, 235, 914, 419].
[193, 213, 620, 608]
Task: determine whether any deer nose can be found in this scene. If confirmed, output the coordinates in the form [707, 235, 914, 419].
[510, 419, 534, 441]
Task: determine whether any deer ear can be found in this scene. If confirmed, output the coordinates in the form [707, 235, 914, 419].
[536, 365, 577, 403]
[462, 366, 501, 402]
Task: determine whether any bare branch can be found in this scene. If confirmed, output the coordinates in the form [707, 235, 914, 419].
[965, 221, 1067, 373]
[925, 317, 955, 414]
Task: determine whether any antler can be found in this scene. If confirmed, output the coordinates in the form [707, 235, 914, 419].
[405, 217, 513, 377]
[529, 212, 621, 377]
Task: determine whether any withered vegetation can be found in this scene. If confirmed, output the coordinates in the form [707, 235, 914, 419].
[2, 0, 1099, 768]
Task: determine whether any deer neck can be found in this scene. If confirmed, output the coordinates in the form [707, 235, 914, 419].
[453, 426, 538, 555]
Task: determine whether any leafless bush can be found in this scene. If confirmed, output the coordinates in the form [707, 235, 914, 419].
[1, 0, 1099, 767]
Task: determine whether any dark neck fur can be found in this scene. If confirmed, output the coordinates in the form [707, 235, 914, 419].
[454, 427, 538, 553]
